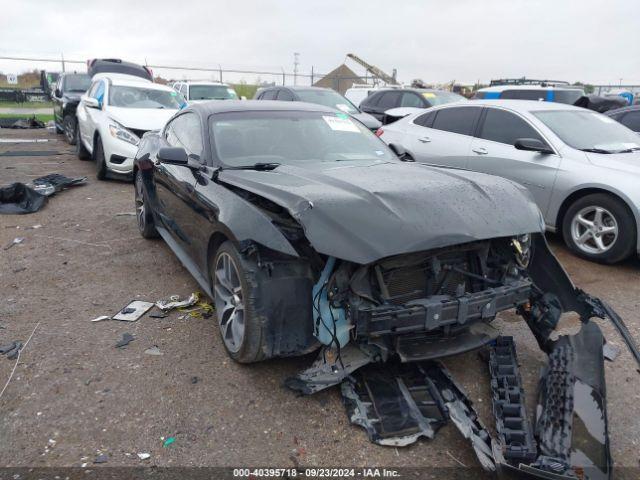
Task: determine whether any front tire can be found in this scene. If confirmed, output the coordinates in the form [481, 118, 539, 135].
[212, 241, 267, 363]
[63, 115, 77, 145]
[134, 170, 159, 239]
[562, 193, 635, 264]
[94, 137, 108, 180]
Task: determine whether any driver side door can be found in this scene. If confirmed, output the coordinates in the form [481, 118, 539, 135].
[154, 112, 205, 259]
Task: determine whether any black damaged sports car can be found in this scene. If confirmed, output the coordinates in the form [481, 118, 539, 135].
[134, 101, 640, 479]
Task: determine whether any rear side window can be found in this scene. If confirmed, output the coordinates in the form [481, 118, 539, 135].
[376, 91, 400, 109]
[478, 108, 545, 145]
[474, 91, 487, 99]
[399, 92, 424, 108]
[261, 90, 277, 100]
[431, 107, 480, 136]
[500, 89, 546, 101]
[277, 89, 294, 101]
[619, 111, 640, 132]
[414, 111, 436, 127]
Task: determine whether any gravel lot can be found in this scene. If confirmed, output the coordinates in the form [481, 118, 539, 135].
[1, 128, 639, 475]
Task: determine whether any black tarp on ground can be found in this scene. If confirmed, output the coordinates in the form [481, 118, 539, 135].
[0, 183, 48, 214]
[0, 116, 45, 129]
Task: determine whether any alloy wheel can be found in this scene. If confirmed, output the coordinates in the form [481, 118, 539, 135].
[63, 117, 75, 143]
[134, 173, 145, 231]
[214, 252, 245, 353]
[570, 205, 618, 255]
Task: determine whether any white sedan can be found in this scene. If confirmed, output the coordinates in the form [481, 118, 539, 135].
[76, 73, 184, 180]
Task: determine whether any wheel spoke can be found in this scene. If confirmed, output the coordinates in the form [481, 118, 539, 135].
[576, 230, 592, 245]
[601, 225, 617, 235]
[594, 235, 607, 252]
[577, 214, 594, 228]
[215, 266, 233, 292]
[593, 207, 604, 228]
[230, 314, 244, 347]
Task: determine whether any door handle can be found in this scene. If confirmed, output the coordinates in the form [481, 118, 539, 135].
[418, 137, 431, 143]
[472, 147, 488, 155]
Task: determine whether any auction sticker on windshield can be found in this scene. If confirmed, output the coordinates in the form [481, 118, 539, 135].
[323, 115, 359, 132]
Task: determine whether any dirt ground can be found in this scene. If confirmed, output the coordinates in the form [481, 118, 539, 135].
[1, 128, 639, 475]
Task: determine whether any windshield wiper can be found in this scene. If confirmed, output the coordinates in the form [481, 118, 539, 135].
[580, 148, 613, 154]
[224, 162, 281, 171]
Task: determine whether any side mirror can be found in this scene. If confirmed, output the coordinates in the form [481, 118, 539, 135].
[54, 88, 62, 98]
[389, 143, 414, 162]
[514, 138, 554, 155]
[84, 97, 100, 109]
[158, 147, 188, 165]
[157, 147, 202, 169]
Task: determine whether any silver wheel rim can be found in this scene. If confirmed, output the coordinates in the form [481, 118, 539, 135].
[134, 174, 145, 230]
[570, 205, 618, 255]
[214, 252, 245, 353]
[64, 118, 75, 143]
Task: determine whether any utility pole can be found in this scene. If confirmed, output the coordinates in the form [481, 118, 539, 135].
[61, 52, 65, 72]
[293, 52, 300, 86]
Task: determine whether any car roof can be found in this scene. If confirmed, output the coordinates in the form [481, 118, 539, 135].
[188, 100, 341, 115]
[93, 74, 173, 90]
[371, 88, 452, 94]
[466, 99, 587, 112]
[478, 85, 583, 92]
[181, 81, 228, 86]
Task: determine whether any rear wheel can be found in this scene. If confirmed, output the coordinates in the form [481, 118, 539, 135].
[562, 193, 635, 264]
[76, 128, 90, 160]
[212, 241, 267, 363]
[134, 170, 159, 239]
[63, 115, 77, 145]
[94, 137, 108, 180]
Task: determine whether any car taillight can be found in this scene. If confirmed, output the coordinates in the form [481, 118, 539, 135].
[375, 128, 384, 137]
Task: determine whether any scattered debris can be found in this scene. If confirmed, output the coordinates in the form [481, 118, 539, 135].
[191, 376, 199, 384]
[163, 437, 175, 448]
[32, 174, 87, 196]
[93, 454, 108, 464]
[446, 450, 467, 468]
[137, 453, 150, 460]
[156, 293, 199, 312]
[115, 333, 135, 348]
[112, 301, 154, 322]
[0, 341, 23, 360]
[149, 312, 168, 319]
[144, 346, 163, 356]
[3, 237, 25, 250]
[0, 116, 45, 129]
[0, 322, 40, 401]
[115, 212, 136, 217]
[603, 342, 620, 362]
[91, 315, 111, 323]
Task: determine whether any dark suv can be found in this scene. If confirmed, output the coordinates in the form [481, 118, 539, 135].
[359, 88, 465, 123]
[52, 73, 91, 144]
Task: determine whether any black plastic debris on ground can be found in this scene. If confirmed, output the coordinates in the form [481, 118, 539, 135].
[0, 341, 23, 360]
[1, 174, 86, 214]
[115, 333, 135, 348]
[0, 183, 47, 214]
[0, 116, 45, 129]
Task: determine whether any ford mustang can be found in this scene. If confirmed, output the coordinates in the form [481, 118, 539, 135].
[133, 101, 639, 479]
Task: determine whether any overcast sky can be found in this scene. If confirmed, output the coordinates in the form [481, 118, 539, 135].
[1, 0, 638, 86]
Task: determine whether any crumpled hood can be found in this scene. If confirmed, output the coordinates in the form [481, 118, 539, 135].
[219, 161, 543, 264]
[585, 151, 640, 175]
[106, 107, 177, 131]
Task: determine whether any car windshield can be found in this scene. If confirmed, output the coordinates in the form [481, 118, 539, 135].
[553, 89, 584, 104]
[533, 110, 640, 153]
[109, 86, 182, 109]
[64, 74, 91, 92]
[189, 85, 238, 100]
[422, 91, 466, 106]
[295, 90, 359, 114]
[210, 110, 396, 166]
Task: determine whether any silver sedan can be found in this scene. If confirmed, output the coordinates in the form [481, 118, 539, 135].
[378, 100, 640, 263]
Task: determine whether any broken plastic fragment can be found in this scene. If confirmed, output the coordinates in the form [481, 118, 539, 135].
[163, 437, 175, 447]
[137, 452, 150, 460]
[112, 301, 154, 322]
[144, 346, 163, 356]
[156, 293, 199, 312]
[115, 333, 135, 348]
[3, 237, 24, 250]
[91, 315, 111, 323]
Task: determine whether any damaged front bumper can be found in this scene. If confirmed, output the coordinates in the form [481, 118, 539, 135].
[285, 235, 640, 479]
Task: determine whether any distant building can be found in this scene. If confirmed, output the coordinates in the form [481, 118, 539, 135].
[313, 64, 363, 94]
